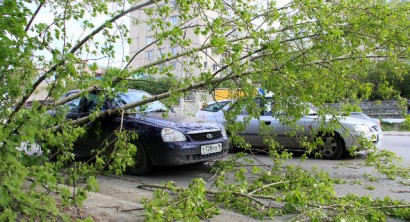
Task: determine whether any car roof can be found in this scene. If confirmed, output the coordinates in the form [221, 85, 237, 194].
[65, 89, 150, 94]
[207, 99, 232, 104]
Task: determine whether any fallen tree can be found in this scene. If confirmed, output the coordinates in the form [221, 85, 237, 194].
[1, 0, 410, 220]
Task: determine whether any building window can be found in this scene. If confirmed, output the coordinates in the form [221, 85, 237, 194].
[158, 64, 165, 72]
[213, 64, 218, 71]
[170, 16, 179, 26]
[170, 0, 177, 10]
[184, 91, 195, 101]
[146, 23, 153, 31]
[158, 48, 165, 59]
[203, 61, 208, 69]
[171, 46, 178, 55]
[146, 36, 154, 45]
[170, 62, 177, 70]
[146, 50, 154, 60]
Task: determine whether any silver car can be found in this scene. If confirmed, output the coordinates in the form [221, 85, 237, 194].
[195, 98, 382, 159]
[348, 112, 381, 127]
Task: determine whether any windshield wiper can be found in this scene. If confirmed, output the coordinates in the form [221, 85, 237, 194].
[146, 108, 168, 113]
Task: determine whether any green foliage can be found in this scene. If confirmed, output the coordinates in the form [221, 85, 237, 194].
[1, 0, 410, 220]
[363, 173, 379, 182]
[401, 115, 410, 131]
[381, 119, 410, 132]
[142, 179, 219, 221]
[365, 148, 410, 180]
[102, 130, 138, 175]
[211, 160, 338, 219]
[366, 62, 410, 100]
[125, 76, 175, 95]
[143, 154, 410, 221]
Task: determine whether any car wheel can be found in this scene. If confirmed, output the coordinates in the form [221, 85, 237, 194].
[318, 133, 344, 160]
[126, 142, 152, 176]
[228, 143, 241, 153]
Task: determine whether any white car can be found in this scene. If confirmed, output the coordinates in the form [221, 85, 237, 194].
[195, 99, 383, 159]
[348, 112, 381, 127]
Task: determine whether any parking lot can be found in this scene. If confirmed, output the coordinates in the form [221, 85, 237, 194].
[77, 134, 410, 221]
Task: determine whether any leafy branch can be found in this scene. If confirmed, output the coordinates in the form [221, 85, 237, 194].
[8, 0, 161, 124]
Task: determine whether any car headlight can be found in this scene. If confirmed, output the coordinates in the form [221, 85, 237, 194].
[353, 125, 372, 135]
[161, 128, 187, 142]
[220, 125, 228, 139]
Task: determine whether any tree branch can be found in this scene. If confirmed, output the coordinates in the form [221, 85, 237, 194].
[8, 0, 161, 125]
[248, 181, 289, 196]
[2, 184, 62, 219]
[51, 52, 403, 132]
[25, 1, 45, 32]
[137, 183, 282, 211]
[49, 35, 252, 108]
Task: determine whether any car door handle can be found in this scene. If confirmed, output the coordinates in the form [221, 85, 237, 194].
[264, 121, 271, 125]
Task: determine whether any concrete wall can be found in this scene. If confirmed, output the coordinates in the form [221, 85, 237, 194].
[171, 90, 214, 115]
[328, 101, 407, 118]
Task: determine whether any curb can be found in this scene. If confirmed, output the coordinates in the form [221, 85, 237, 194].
[382, 131, 410, 136]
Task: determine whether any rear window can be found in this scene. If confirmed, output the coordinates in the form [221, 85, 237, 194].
[202, 101, 230, 112]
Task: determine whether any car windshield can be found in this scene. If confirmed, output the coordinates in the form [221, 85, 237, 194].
[263, 98, 318, 116]
[114, 91, 168, 112]
[307, 104, 318, 115]
[350, 112, 367, 118]
[202, 101, 231, 112]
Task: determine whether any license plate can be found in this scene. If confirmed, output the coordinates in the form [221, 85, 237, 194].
[201, 143, 222, 155]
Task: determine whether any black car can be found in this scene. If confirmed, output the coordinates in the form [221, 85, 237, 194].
[57, 89, 229, 175]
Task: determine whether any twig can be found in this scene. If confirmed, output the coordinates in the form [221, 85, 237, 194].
[248, 181, 289, 195]
[394, 190, 410, 193]
[97, 206, 120, 212]
[121, 207, 145, 212]
[373, 204, 410, 209]
[120, 110, 124, 132]
[74, 203, 83, 219]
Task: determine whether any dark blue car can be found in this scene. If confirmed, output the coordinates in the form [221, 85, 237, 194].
[58, 89, 229, 175]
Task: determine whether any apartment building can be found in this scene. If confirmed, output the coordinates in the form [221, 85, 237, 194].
[128, 0, 236, 113]
[128, 0, 229, 79]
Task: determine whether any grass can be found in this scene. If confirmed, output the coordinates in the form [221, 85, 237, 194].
[381, 121, 410, 132]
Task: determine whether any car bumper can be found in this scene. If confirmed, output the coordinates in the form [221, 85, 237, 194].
[345, 131, 383, 151]
[145, 138, 230, 166]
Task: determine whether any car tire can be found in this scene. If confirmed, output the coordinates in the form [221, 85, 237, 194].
[318, 133, 344, 160]
[126, 142, 152, 176]
[228, 144, 241, 153]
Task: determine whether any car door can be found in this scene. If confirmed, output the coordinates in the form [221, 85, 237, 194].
[263, 100, 311, 150]
[236, 112, 263, 146]
[235, 99, 275, 148]
[71, 92, 118, 157]
[261, 114, 306, 149]
[238, 99, 306, 149]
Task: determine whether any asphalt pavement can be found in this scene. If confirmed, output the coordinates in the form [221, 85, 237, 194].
[383, 131, 410, 136]
[72, 132, 410, 221]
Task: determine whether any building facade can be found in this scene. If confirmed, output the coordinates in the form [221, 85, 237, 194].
[128, 0, 227, 78]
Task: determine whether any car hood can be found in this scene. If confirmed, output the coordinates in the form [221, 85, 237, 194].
[130, 112, 223, 133]
[337, 116, 378, 126]
[305, 115, 379, 128]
